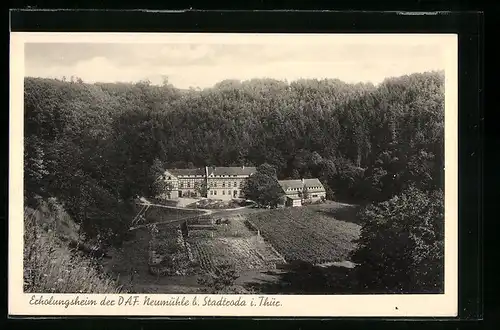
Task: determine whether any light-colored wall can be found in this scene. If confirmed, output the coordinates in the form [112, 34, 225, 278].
[178, 176, 205, 197]
[282, 185, 326, 207]
[283, 185, 326, 201]
[207, 175, 248, 200]
[164, 173, 327, 202]
[284, 190, 300, 198]
[162, 171, 180, 190]
[157, 190, 178, 200]
[309, 191, 326, 201]
[161, 172, 252, 200]
[160, 172, 209, 198]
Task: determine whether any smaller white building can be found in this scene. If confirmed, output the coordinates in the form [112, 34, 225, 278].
[278, 178, 327, 206]
[286, 195, 303, 207]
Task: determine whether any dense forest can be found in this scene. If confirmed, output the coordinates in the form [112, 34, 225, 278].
[24, 72, 444, 245]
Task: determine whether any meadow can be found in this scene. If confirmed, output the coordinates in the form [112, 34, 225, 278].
[144, 206, 205, 224]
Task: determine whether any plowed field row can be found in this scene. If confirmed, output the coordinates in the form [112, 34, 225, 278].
[247, 208, 361, 264]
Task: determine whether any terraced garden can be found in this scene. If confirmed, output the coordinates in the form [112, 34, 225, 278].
[189, 236, 283, 272]
[246, 207, 361, 264]
[186, 215, 284, 273]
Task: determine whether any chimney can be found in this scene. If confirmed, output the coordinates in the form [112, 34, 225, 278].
[242, 165, 245, 169]
[301, 178, 305, 185]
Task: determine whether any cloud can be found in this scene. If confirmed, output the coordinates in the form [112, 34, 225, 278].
[25, 42, 447, 89]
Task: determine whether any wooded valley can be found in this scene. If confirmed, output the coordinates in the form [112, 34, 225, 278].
[23, 72, 445, 294]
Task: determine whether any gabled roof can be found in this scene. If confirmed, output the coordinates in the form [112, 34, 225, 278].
[164, 166, 256, 178]
[278, 178, 325, 192]
[166, 168, 205, 177]
[207, 166, 256, 176]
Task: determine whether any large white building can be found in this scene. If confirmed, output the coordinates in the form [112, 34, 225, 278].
[157, 166, 257, 201]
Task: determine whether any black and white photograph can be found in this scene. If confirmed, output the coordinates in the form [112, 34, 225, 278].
[10, 33, 458, 316]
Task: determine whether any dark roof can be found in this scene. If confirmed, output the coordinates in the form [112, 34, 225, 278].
[278, 178, 325, 192]
[164, 166, 256, 178]
[207, 166, 256, 176]
[166, 168, 205, 177]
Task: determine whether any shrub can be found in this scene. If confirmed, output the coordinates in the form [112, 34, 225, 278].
[350, 186, 444, 293]
[197, 263, 240, 293]
[23, 207, 123, 294]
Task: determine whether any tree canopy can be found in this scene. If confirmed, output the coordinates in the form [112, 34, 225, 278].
[242, 163, 285, 207]
[24, 71, 444, 242]
[351, 186, 444, 293]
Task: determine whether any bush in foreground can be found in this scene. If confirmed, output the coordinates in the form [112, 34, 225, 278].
[23, 207, 123, 294]
[197, 263, 246, 294]
[351, 186, 444, 293]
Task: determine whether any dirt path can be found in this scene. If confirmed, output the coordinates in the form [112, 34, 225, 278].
[130, 198, 261, 231]
[111, 208, 282, 293]
[104, 201, 359, 294]
[137, 201, 214, 215]
[139, 197, 257, 214]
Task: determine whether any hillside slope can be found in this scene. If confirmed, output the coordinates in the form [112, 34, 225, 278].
[23, 198, 123, 293]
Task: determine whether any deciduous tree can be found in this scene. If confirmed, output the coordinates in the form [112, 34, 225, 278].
[350, 186, 444, 293]
[242, 163, 284, 207]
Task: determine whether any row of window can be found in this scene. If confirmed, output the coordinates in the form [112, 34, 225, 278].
[209, 181, 243, 188]
[173, 174, 245, 178]
[286, 186, 322, 191]
[288, 194, 321, 199]
[180, 182, 201, 188]
[209, 190, 239, 196]
[210, 174, 239, 178]
[166, 172, 251, 181]
[176, 181, 245, 189]
[179, 191, 199, 198]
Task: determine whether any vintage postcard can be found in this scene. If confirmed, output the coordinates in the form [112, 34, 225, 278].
[9, 32, 458, 317]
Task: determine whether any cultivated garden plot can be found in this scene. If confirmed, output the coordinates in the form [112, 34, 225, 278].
[247, 207, 361, 264]
[212, 215, 256, 238]
[187, 215, 284, 273]
[148, 224, 195, 276]
[188, 237, 280, 273]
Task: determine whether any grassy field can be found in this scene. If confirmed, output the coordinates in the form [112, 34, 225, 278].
[246, 205, 361, 264]
[143, 206, 204, 224]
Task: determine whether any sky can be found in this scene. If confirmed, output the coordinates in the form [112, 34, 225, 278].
[24, 37, 448, 89]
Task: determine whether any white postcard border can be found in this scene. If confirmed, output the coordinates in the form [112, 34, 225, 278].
[9, 32, 458, 317]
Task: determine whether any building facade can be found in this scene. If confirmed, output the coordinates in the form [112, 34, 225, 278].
[158, 166, 256, 201]
[278, 178, 327, 207]
[206, 166, 256, 200]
